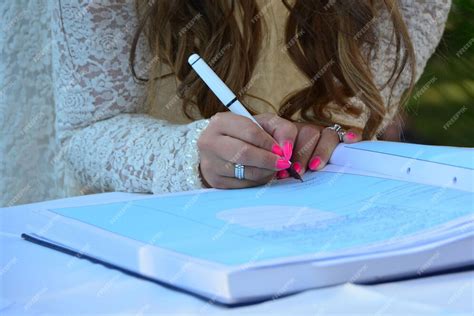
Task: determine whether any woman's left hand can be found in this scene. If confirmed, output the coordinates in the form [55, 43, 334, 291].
[277, 122, 362, 178]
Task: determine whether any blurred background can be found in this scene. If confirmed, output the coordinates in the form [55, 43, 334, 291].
[402, 0, 473, 147]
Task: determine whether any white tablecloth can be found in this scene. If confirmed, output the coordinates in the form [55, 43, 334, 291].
[1, 193, 473, 315]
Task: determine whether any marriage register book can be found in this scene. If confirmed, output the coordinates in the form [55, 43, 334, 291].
[23, 141, 474, 304]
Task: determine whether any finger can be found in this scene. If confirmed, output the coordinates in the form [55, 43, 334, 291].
[199, 156, 260, 188]
[292, 123, 322, 174]
[205, 174, 259, 189]
[276, 169, 290, 179]
[254, 113, 298, 159]
[342, 128, 363, 144]
[218, 159, 276, 181]
[308, 127, 340, 171]
[212, 136, 291, 171]
[211, 112, 275, 152]
[209, 174, 275, 189]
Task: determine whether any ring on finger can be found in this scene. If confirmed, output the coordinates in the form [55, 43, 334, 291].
[326, 123, 346, 142]
[234, 163, 245, 180]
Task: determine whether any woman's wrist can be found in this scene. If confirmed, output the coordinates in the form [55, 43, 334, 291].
[198, 163, 212, 188]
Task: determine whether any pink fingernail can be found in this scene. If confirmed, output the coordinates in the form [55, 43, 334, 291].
[272, 144, 284, 156]
[276, 158, 291, 170]
[283, 140, 293, 160]
[277, 170, 290, 179]
[293, 162, 302, 174]
[309, 156, 321, 171]
[346, 132, 356, 141]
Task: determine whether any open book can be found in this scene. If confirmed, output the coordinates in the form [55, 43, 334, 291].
[24, 141, 474, 304]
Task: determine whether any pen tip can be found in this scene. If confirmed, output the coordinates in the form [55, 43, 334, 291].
[287, 166, 304, 182]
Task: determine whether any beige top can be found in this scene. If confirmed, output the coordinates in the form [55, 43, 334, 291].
[51, 0, 451, 195]
[150, 0, 310, 125]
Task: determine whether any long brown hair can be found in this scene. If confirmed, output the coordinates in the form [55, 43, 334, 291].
[130, 0, 415, 139]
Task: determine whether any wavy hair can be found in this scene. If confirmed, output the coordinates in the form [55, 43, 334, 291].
[130, 0, 415, 139]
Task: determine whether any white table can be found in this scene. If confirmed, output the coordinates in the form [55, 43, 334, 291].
[1, 193, 473, 315]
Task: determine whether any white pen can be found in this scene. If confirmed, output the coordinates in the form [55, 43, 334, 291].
[187, 53, 262, 128]
[188, 53, 303, 182]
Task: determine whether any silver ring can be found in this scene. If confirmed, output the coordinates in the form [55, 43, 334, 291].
[326, 124, 346, 142]
[234, 163, 245, 180]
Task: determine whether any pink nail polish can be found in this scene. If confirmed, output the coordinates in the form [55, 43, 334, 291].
[346, 132, 356, 141]
[277, 170, 289, 179]
[283, 140, 293, 160]
[272, 144, 284, 156]
[293, 162, 302, 174]
[309, 156, 321, 171]
[276, 158, 291, 170]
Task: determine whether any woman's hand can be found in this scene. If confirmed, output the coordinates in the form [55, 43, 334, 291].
[278, 122, 362, 178]
[198, 112, 297, 189]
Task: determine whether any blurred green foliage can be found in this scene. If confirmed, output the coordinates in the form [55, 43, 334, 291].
[404, 0, 474, 147]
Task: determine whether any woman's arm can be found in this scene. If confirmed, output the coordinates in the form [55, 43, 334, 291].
[400, 0, 451, 81]
[51, 0, 210, 194]
[371, 0, 451, 132]
[64, 114, 210, 194]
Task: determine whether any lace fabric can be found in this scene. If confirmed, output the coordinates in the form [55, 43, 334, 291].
[0, 0, 62, 206]
[0, 0, 451, 206]
[372, 0, 453, 132]
[50, 0, 211, 196]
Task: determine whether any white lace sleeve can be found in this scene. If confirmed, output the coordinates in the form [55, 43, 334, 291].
[371, 0, 451, 131]
[51, 0, 210, 194]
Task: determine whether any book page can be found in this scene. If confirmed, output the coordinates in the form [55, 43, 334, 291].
[334, 141, 474, 169]
[47, 169, 474, 267]
[330, 141, 474, 192]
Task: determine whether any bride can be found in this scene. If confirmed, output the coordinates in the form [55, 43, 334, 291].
[0, 0, 451, 206]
